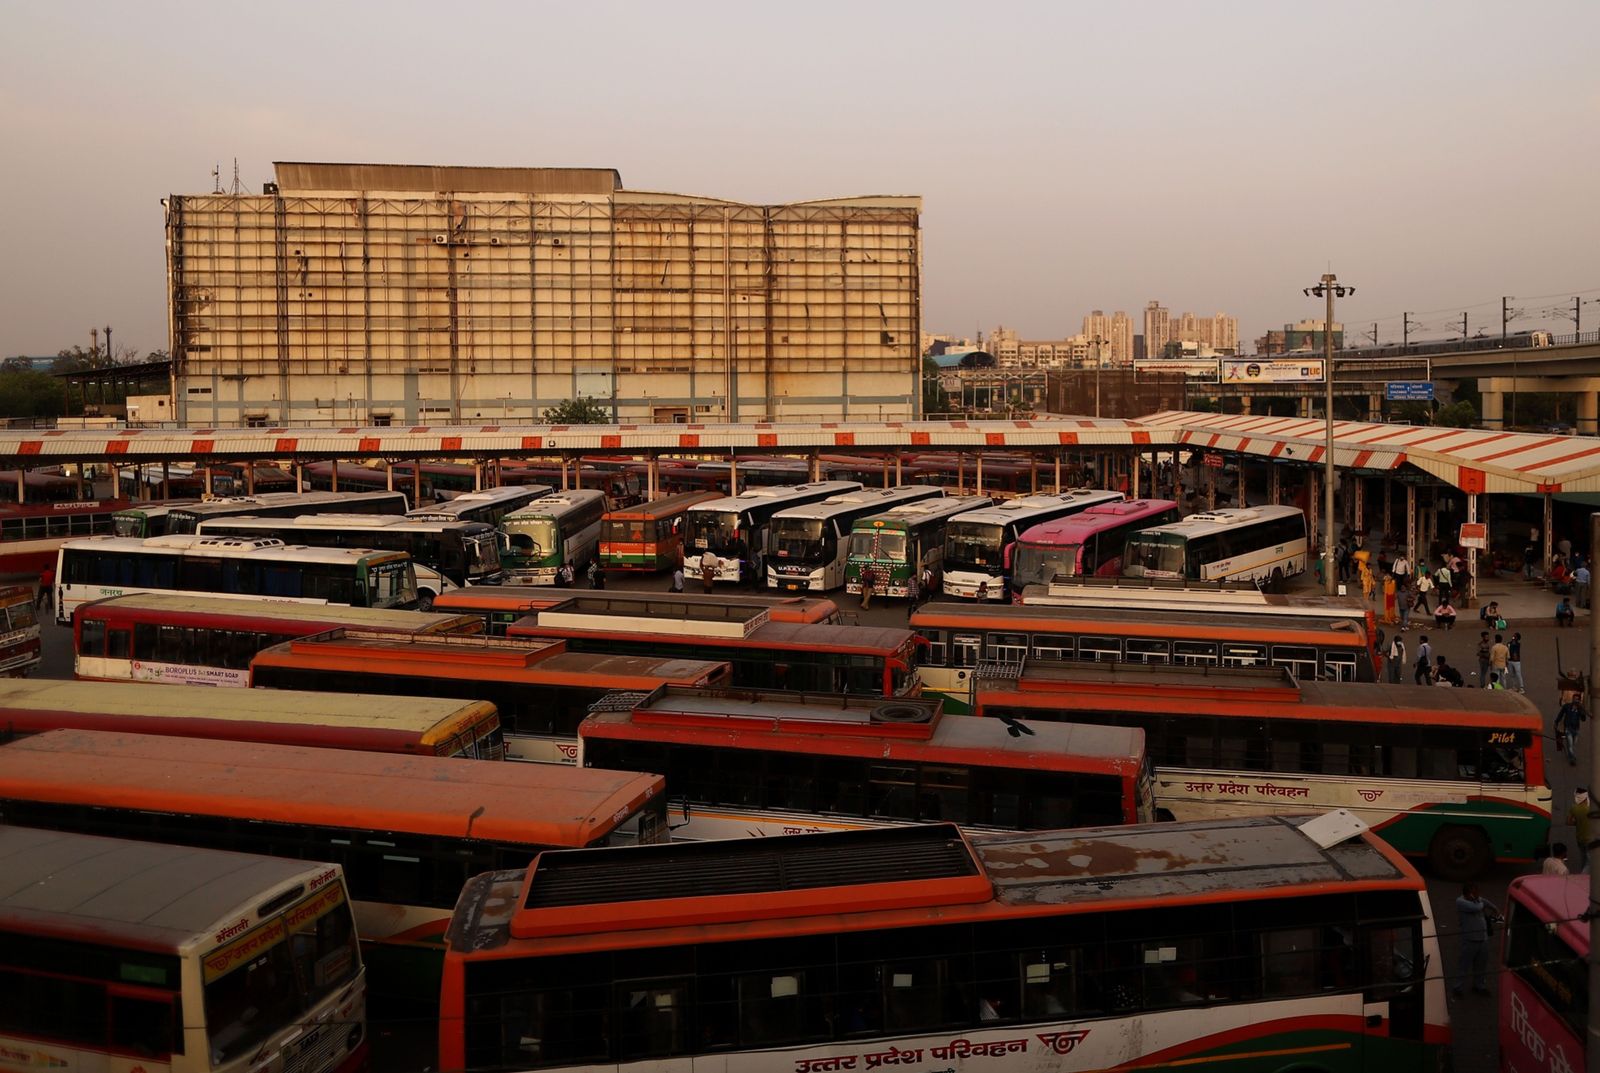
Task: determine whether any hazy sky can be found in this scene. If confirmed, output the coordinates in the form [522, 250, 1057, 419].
[3, 1, 1597, 360]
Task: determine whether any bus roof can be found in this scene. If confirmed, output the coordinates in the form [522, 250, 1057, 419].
[252, 628, 729, 688]
[1025, 575, 1372, 618]
[602, 490, 723, 520]
[198, 513, 490, 534]
[0, 678, 497, 744]
[984, 663, 1542, 727]
[1132, 505, 1303, 537]
[429, 589, 839, 624]
[77, 592, 478, 633]
[1509, 874, 1589, 954]
[453, 814, 1417, 950]
[853, 495, 993, 528]
[64, 534, 410, 564]
[0, 729, 664, 846]
[1017, 499, 1179, 544]
[0, 824, 331, 952]
[168, 490, 406, 518]
[511, 612, 915, 655]
[583, 687, 1145, 773]
[943, 490, 1123, 527]
[686, 481, 864, 515]
[411, 485, 551, 508]
[910, 601, 1372, 646]
[768, 486, 943, 523]
[503, 488, 606, 521]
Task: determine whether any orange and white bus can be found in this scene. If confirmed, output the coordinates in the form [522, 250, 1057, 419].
[0, 678, 504, 759]
[0, 825, 366, 1073]
[914, 600, 1377, 711]
[508, 595, 921, 696]
[249, 628, 732, 764]
[0, 728, 668, 1008]
[74, 592, 481, 686]
[0, 497, 128, 576]
[440, 817, 1448, 1073]
[580, 685, 1152, 839]
[599, 490, 722, 572]
[0, 585, 40, 677]
[980, 663, 1548, 879]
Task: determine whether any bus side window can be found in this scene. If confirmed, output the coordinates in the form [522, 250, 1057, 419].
[922, 629, 946, 666]
[1031, 633, 1071, 661]
[106, 629, 131, 661]
[79, 619, 106, 656]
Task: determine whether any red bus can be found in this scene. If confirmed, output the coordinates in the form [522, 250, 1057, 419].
[73, 592, 482, 687]
[0, 497, 128, 576]
[507, 594, 921, 696]
[600, 490, 722, 571]
[0, 469, 82, 503]
[0, 587, 40, 677]
[249, 628, 732, 765]
[580, 685, 1153, 839]
[1501, 873, 1586, 1070]
[1010, 498, 1181, 589]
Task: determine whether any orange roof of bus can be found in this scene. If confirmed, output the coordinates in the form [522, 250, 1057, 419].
[510, 617, 915, 656]
[0, 729, 663, 846]
[250, 630, 730, 687]
[910, 604, 1370, 648]
[601, 490, 722, 520]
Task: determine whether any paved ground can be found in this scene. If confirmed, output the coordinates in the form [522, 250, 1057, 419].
[21, 562, 1593, 1072]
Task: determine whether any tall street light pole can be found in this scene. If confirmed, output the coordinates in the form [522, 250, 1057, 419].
[1305, 273, 1354, 596]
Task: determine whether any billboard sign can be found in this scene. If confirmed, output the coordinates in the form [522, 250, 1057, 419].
[1222, 359, 1325, 383]
[1386, 381, 1435, 401]
[1133, 358, 1220, 383]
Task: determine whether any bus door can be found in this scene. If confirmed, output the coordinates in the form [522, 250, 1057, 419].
[1361, 918, 1428, 1066]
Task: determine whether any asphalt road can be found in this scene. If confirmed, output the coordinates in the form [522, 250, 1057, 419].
[22, 576, 1590, 1073]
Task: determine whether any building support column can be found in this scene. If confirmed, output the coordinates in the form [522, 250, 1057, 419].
[1174, 450, 1184, 512]
[245, 465, 255, 496]
[414, 464, 423, 503]
[1030, 458, 1037, 495]
[1053, 452, 1061, 495]
[810, 453, 820, 483]
[1205, 463, 1216, 510]
[1480, 389, 1505, 430]
[1580, 391, 1599, 437]
[1406, 484, 1417, 567]
[895, 455, 903, 487]
[1307, 469, 1319, 569]
[1268, 462, 1280, 506]
[1544, 494, 1554, 576]
[474, 461, 483, 492]
[728, 457, 738, 495]
[1383, 479, 1393, 545]
[331, 464, 339, 493]
[1353, 476, 1365, 542]
[107, 466, 116, 502]
[881, 459, 889, 489]
[1467, 492, 1480, 606]
[385, 462, 394, 492]
[161, 461, 170, 501]
[294, 463, 303, 494]
[976, 454, 985, 497]
[203, 466, 213, 497]
[648, 457, 659, 501]
[1132, 450, 1141, 499]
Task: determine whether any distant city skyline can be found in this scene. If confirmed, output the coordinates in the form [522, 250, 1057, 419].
[2, 3, 1596, 361]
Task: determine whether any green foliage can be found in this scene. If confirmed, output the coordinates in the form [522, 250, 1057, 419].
[0, 370, 68, 418]
[1390, 401, 1433, 425]
[1432, 401, 1478, 427]
[541, 396, 611, 424]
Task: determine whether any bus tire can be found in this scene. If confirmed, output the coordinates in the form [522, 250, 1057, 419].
[1428, 825, 1492, 881]
[1156, 808, 1176, 822]
[416, 590, 436, 612]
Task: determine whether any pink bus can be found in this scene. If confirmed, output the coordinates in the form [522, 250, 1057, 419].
[1009, 498, 1180, 591]
[1500, 873, 1585, 1072]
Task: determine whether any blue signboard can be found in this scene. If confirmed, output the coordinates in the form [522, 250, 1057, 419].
[1386, 382, 1435, 401]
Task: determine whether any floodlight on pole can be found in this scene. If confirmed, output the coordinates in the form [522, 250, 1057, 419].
[1304, 274, 1354, 596]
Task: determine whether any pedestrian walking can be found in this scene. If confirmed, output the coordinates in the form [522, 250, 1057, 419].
[700, 547, 718, 593]
[1381, 574, 1398, 625]
[558, 561, 576, 588]
[1391, 552, 1410, 583]
[1558, 697, 1588, 766]
[1576, 562, 1592, 610]
[1386, 634, 1406, 683]
[1415, 569, 1434, 614]
[1452, 883, 1499, 997]
[1398, 582, 1413, 631]
[1524, 541, 1540, 580]
[1505, 632, 1524, 692]
[919, 565, 935, 608]
[587, 559, 605, 590]
[860, 570, 876, 610]
[1436, 561, 1453, 601]
[670, 563, 685, 593]
[1475, 632, 1492, 688]
[1413, 635, 1433, 685]
[1570, 788, 1595, 872]
[1489, 633, 1509, 686]
[35, 567, 52, 610]
[1543, 842, 1571, 875]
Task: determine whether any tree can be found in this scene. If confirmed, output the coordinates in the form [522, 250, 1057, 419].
[541, 396, 611, 424]
[921, 357, 951, 415]
[0, 370, 68, 418]
[1432, 401, 1478, 428]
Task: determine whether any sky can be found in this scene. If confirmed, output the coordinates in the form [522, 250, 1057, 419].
[2, 1, 1597, 360]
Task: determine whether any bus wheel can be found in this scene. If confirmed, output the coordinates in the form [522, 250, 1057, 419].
[416, 590, 436, 612]
[1156, 808, 1176, 822]
[1428, 826, 1492, 881]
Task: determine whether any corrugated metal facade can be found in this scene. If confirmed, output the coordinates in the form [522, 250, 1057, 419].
[166, 164, 921, 426]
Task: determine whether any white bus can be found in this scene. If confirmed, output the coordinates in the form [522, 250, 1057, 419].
[195, 513, 496, 598]
[55, 534, 418, 624]
[941, 490, 1124, 600]
[0, 824, 365, 1073]
[766, 485, 943, 592]
[501, 489, 607, 584]
[163, 490, 411, 534]
[685, 481, 862, 585]
[1122, 506, 1308, 586]
[406, 484, 552, 528]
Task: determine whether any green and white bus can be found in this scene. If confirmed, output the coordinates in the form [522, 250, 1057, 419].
[766, 485, 944, 592]
[845, 494, 992, 598]
[501, 490, 606, 585]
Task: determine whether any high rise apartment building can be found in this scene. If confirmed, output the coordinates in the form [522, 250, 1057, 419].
[1081, 310, 1134, 365]
[1143, 301, 1238, 356]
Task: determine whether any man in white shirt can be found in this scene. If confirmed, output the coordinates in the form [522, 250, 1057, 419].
[1543, 842, 1571, 875]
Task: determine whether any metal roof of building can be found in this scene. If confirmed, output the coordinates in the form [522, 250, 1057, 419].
[3, 411, 1600, 494]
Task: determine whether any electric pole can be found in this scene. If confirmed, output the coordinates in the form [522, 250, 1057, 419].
[1403, 313, 1412, 349]
[1460, 313, 1468, 341]
[1502, 296, 1510, 342]
[1304, 273, 1354, 597]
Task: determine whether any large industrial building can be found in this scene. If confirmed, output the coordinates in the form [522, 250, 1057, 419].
[164, 163, 922, 426]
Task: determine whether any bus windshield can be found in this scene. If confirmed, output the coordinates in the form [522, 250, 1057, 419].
[2, 600, 37, 631]
[769, 518, 827, 561]
[204, 884, 360, 1064]
[944, 520, 1004, 569]
[112, 513, 147, 538]
[1123, 533, 1185, 576]
[464, 530, 501, 576]
[505, 518, 557, 560]
[367, 560, 418, 606]
[687, 510, 741, 555]
[849, 529, 906, 562]
[1012, 543, 1081, 586]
